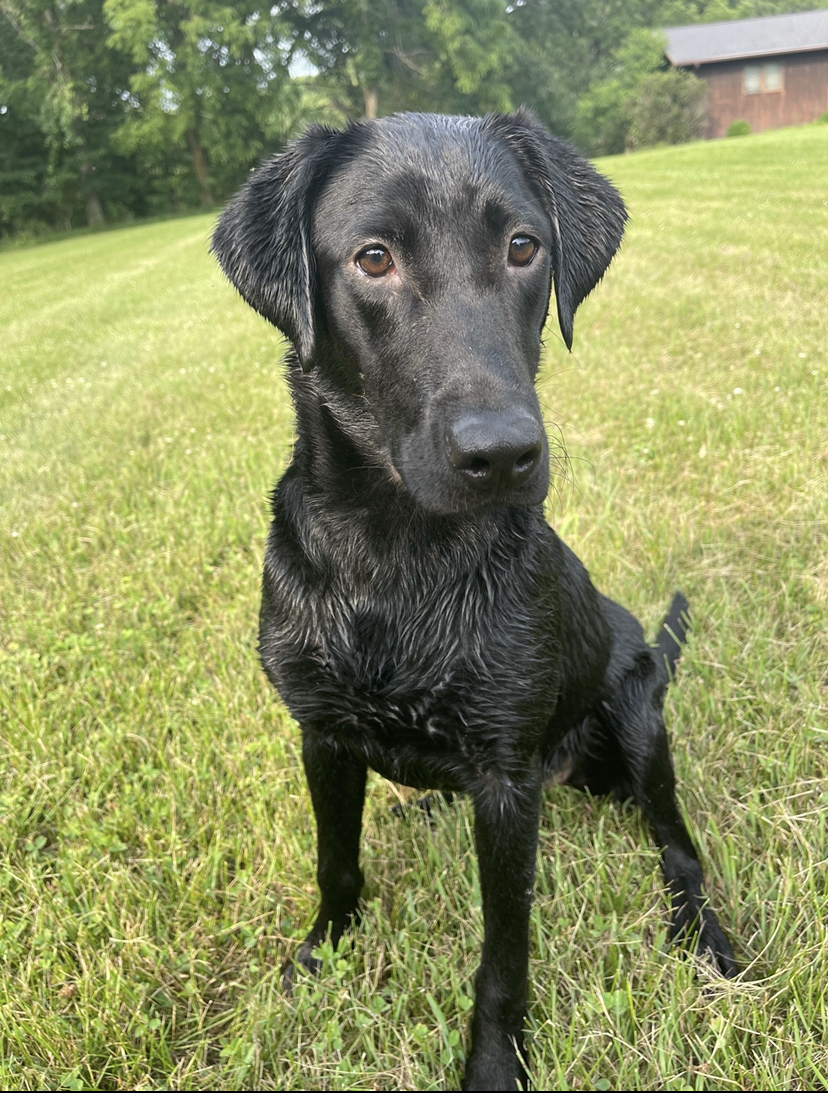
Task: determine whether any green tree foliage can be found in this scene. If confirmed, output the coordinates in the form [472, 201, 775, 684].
[0, 0, 140, 233]
[508, 0, 668, 136]
[294, 0, 435, 118]
[104, 0, 297, 207]
[626, 67, 707, 148]
[572, 28, 666, 155]
[659, 0, 822, 21]
[293, 0, 518, 120]
[0, 22, 50, 234]
[424, 0, 517, 112]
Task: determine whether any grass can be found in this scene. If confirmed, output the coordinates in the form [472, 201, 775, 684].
[1, 122, 826, 1090]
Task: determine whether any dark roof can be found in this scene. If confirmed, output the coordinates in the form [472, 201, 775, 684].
[665, 9, 828, 66]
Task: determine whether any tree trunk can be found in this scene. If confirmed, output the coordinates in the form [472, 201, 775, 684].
[363, 86, 378, 120]
[187, 127, 214, 206]
[80, 159, 105, 226]
[84, 190, 105, 226]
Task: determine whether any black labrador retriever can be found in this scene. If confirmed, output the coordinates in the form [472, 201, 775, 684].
[212, 109, 737, 1091]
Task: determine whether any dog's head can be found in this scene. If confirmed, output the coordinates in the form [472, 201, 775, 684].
[213, 111, 626, 515]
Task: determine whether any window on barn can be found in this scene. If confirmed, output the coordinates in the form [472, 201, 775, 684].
[744, 65, 762, 94]
[763, 63, 782, 92]
[744, 63, 784, 95]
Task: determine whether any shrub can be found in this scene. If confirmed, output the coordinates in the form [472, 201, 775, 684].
[626, 69, 708, 151]
[727, 119, 752, 137]
[574, 31, 708, 156]
[573, 29, 665, 156]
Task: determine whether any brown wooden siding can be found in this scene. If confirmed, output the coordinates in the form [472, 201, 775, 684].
[686, 49, 828, 137]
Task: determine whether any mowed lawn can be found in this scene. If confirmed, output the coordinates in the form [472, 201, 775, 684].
[1, 123, 826, 1091]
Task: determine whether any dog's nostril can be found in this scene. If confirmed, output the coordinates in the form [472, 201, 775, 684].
[515, 450, 537, 473]
[468, 457, 491, 477]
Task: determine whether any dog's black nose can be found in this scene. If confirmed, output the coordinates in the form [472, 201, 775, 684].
[447, 410, 544, 493]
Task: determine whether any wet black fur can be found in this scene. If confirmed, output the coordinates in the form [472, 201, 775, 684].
[212, 110, 737, 1091]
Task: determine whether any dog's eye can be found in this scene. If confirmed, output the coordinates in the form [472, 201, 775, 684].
[356, 246, 394, 277]
[508, 235, 536, 267]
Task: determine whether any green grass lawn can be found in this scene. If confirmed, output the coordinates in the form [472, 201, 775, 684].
[1, 122, 826, 1091]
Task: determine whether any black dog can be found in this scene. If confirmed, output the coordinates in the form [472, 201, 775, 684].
[212, 110, 737, 1091]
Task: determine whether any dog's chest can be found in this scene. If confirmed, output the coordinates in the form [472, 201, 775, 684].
[259, 529, 560, 777]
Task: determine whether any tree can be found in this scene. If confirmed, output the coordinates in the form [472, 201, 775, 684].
[572, 27, 666, 154]
[507, 0, 667, 137]
[626, 67, 707, 148]
[294, 0, 433, 119]
[0, 0, 140, 230]
[105, 0, 295, 206]
[424, 0, 517, 113]
[292, 0, 520, 121]
[0, 18, 50, 235]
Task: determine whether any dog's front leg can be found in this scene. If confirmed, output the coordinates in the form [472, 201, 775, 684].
[283, 726, 367, 990]
[463, 767, 542, 1092]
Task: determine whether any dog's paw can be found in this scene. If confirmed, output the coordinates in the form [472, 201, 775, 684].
[281, 945, 324, 995]
[671, 902, 738, 979]
[695, 918, 739, 979]
[462, 1032, 528, 1091]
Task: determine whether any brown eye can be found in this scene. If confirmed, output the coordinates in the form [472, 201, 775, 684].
[508, 235, 536, 267]
[356, 245, 394, 277]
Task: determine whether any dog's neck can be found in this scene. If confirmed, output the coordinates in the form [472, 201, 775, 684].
[280, 357, 542, 580]
[290, 365, 400, 498]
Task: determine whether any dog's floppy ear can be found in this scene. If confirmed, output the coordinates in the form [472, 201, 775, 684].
[211, 125, 343, 370]
[486, 108, 627, 350]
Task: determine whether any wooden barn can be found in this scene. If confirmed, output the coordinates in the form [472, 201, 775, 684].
[665, 9, 828, 138]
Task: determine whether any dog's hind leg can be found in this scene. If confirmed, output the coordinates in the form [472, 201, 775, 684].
[600, 652, 738, 978]
[283, 726, 367, 991]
